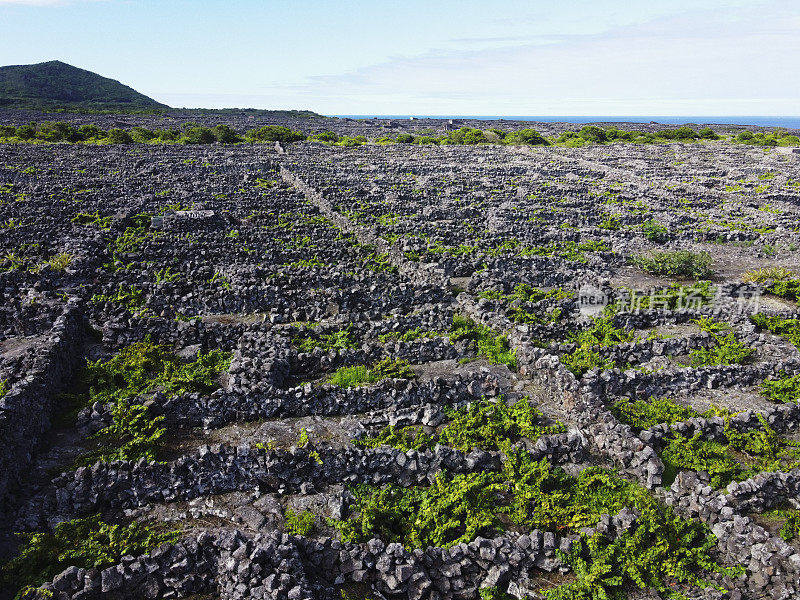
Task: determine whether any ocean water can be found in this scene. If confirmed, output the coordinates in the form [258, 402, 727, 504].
[335, 115, 800, 129]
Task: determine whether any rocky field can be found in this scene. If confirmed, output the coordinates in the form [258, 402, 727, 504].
[1, 132, 800, 600]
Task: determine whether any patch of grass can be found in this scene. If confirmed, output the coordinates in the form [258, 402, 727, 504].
[763, 509, 800, 542]
[625, 281, 715, 311]
[91, 284, 146, 314]
[612, 397, 698, 430]
[46, 252, 74, 272]
[328, 358, 414, 387]
[1, 515, 179, 597]
[742, 266, 795, 284]
[633, 250, 713, 278]
[614, 396, 800, 488]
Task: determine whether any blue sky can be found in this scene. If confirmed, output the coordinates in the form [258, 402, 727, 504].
[1, 0, 798, 115]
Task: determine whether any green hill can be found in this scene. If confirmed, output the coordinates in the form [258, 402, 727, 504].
[0, 60, 168, 110]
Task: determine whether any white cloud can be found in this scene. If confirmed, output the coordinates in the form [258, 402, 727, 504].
[280, 0, 800, 114]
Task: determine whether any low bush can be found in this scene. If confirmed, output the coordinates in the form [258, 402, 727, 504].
[689, 318, 755, 367]
[633, 250, 713, 278]
[2, 515, 178, 596]
[328, 358, 414, 387]
[761, 372, 800, 404]
[284, 509, 315, 536]
[449, 315, 516, 369]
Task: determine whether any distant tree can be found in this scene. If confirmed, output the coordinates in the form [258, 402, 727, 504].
[245, 125, 305, 143]
[396, 133, 415, 144]
[0, 125, 16, 138]
[505, 128, 548, 146]
[16, 124, 37, 140]
[672, 126, 699, 140]
[37, 121, 79, 142]
[578, 125, 607, 143]
[414, 135, 440, 145]
[78, 124, 106, 140]
[130, 127, 157, 143]
[308, 131, 339, 143]
[736, 131, 754, 142]
[182, 126, 216, 144]
[106, 128, 133, 144]
[212, 124, 241, 144]
[697, 127, 719, 140]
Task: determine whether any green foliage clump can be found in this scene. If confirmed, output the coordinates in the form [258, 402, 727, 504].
[612, 397, 698, 430]
[84, 338, 231, 405]
[742, 267, 795, 284]
[764, 509, 800, 542]
[560, 316, 637, 377]
[449, 315, 516, 369]
[438, 398, 565, 452]
[761, 372, 800, 404]
[378, 327, 440, 344]
[82, 401, 166, 464]
[327, 358, 414, 388]
[293, 326, 358, 353]
[641, 219, 670, 243]
[633, 251, 713, 279]
[71, 211, 112, 229]
[625, 281, 715, 311]
[284, 509, 315, 536]
[353, 425, 435, 452]
[614, 396, 800, 488]
[1, 515, 178, 597]
[689, 318, 755, 367]
[504, 128, 548, 146]
[331, 471, 505, 549]
[751, 313, 800, 348]
[74, 339, 230, 464]
[0, 379, 8, 399]
[354, 397, 564, 453]
[332, 452, 733, 598]
[91, 284, 145, 314]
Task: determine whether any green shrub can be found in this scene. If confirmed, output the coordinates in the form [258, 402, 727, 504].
[284, 509, 315, 536]
[1, 515, 178, 596]
[641, 219, 669, 243]
[750, 313, 800, 348]
[309, 131, 339, 143]
[633, 250, 713, 278]
[396, 133, 414, 144]
[505, 128, 548, 146]
[80, 401, 166, 464]
[327, 358, 414, 387]
[293, 326, 357, 352]
[698, 127, 719, 140]
[449, 315, 516, 369]
[378, 327, 440, 343]
[84, 337, 231, 404]
[578, 126, 607, 143]
[761, 372, 800, 403]
[626, 281, 715, 311]
[245, 125, 306, 143]
[105, 128, 133, 144]
[612, 397, 697, 430]
[689, 318, 754, 367]
[766, 509, 800, 541]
